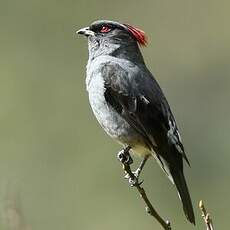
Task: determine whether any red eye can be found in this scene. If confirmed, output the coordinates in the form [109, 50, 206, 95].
[100, 26, 111, 33]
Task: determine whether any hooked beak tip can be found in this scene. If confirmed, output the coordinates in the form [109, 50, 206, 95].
[76, 27, 94, 36]
[76, 29, 85, 35]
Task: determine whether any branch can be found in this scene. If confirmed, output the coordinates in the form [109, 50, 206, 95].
[199, 200, 214, 230]
[118, 149, 171, 230]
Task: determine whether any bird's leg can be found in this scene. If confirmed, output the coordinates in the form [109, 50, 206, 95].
[133, 155, 149, 178]
[117, 146, 133, 165]
[117, 147, 149, 186]
[117, 146, 139, 186]
[125, 155, 149, 181]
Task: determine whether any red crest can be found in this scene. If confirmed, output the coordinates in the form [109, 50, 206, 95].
[124, 24, 148, 46]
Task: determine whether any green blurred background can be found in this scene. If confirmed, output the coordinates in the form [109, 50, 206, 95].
[0, 0, 229, 229]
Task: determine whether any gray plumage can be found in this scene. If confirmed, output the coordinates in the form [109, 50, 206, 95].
[77, 20, 195, 224]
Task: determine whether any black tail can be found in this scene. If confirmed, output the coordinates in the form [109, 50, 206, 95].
[170, 169, 195, 224]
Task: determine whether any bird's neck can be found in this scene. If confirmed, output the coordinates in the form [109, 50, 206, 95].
[88, 40, 145, 65]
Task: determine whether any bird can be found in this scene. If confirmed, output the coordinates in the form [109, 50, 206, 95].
[77, 20, 195, 224]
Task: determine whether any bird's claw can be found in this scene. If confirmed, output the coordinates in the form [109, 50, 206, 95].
[117, 148, 133, 165]
[124, 168, 141, 179]
[117, 147, 143, 186]
[125, 172, 143, 187]
[128, 176, 143, 187]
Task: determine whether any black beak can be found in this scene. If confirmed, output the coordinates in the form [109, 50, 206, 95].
[76, 27, 95, 36]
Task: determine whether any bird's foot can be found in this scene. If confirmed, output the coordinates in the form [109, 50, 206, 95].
[124, 169, 143, 187]
[117, 146, 142, 186]
[124, 168, 142, 179]
[125, 173, 143, 187]
[117, 147, 133, 165]
[125, 155, 149, 184]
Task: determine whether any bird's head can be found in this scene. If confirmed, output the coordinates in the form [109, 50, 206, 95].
[77, 20, 147, 60]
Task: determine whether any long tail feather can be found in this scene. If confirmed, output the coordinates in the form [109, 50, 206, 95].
[170, 169, 195, 224]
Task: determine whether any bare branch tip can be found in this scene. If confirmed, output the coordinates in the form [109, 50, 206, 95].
[199, 200, 204, 209]
[199, 200, 214, 230]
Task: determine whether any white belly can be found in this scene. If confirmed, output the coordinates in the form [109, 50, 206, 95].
[86, 71, 131, 141]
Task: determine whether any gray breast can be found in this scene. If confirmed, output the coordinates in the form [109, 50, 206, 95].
[86, 70, 128, 141]
[86, 69, 143, 148]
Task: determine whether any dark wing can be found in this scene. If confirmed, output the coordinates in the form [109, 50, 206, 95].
[102, 62, 189, 165]
[102, 62, 195, 224]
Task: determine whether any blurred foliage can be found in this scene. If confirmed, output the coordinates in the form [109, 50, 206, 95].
[0, 0, 229, 229]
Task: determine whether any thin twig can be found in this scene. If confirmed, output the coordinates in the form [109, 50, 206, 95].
[199, 200, 214, 230]
[118, 149, 171, 230]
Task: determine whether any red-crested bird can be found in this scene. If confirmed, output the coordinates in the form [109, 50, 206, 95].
[77, 20, 195, 224]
